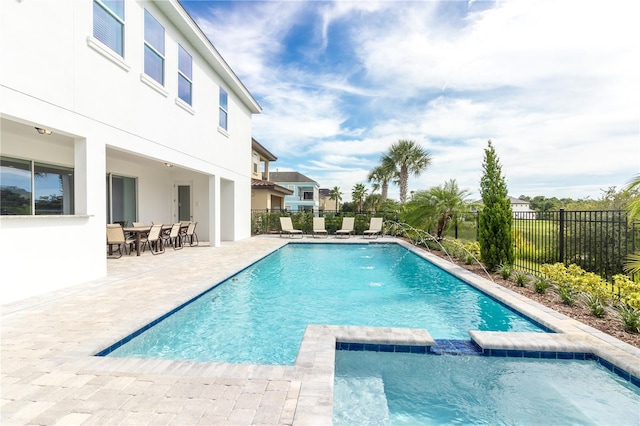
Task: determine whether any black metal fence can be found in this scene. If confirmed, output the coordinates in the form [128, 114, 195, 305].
[512, 209, 637, 280]
[448, 209, 637, 280]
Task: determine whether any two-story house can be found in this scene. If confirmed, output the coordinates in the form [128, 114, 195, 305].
[269, 172, 320, 213]
[0, 0, 261, 304]
[250, 139, 292, 210]
[510, 196, 535, 219]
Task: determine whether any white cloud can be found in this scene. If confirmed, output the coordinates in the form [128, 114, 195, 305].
[185, 0, 639, 201]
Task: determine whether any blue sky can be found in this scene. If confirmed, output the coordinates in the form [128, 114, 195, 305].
[180, 0, 639, 201]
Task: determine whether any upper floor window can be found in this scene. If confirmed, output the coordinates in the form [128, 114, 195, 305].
[1, 156, 74, 216]
[93, 0, 124, 57]
[178, 45, 192, 105]
[253, 153, 259, 174]
[144, 10, 165, 85]
[219, 88, 228, 130]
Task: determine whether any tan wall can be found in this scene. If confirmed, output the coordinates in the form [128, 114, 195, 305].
[320, 196, 337, 211]
[252, 190, 286, 210]
[252, 190, 271, 210]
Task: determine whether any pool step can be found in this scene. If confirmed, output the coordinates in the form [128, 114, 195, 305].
[333, 376, 392, 425]
[432, 339, 482, 356]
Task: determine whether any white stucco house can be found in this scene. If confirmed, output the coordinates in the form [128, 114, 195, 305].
[0, 0, 261, 304]
[510, 196, 535, 219]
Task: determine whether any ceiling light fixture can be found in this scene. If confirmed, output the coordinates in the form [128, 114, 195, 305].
[164, 162, 173, 167]
[35, 127, 52, 135]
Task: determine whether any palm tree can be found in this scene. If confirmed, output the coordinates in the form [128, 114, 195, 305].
[403, 179, 470, 239]
[364, 193, 382, 213]
[367, 156, 395, 202]
[384, 139, 432, 204]
[351, 183, 368, 212]
[428, 179, 470, 239]
[329, 186, 342, 212]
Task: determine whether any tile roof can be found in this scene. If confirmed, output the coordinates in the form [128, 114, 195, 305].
[269, 171, 318, 185]
[251, 178, 294, 195]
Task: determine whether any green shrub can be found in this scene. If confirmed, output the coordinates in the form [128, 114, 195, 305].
[514, 271, 528, 287]
[615, 304, 640, 333]
[557, 284, 578, 306]
[582, 293, 606, 318]
[534, 277, 550, 294]
[497, 264, 512, 280]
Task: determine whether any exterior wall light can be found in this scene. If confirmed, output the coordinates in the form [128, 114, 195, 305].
[35, 127, 52, 135]
[164, 162, 173, 167]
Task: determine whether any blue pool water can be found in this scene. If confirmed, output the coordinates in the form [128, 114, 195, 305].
[334, 351, 640, 425]
[106, 243, 544, 365]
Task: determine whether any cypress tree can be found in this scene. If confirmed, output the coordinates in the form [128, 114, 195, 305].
[478, 140, 514, 270]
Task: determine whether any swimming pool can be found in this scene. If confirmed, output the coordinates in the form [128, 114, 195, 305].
[334, 350, 640, 425]
[103, 243, 544, 365]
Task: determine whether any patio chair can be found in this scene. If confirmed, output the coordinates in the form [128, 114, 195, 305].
[279, 217, 303, 238]
[363, 217, 384, 239]
[106, 224, 135, 258]
[335, 217, 355, 238]
[132, 222, 145, 227]
[183, 221, 199, 246]
[165, 223, 183, 250]
[141, 224, 165, 255]
[312, 217, 328, 238]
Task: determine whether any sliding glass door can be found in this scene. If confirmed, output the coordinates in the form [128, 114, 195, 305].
[106, 173, 136, 226]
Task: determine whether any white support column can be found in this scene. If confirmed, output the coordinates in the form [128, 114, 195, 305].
[74, 137, 105, 218]
[209, 174, 221, 247]
[75, 136, 107, 278]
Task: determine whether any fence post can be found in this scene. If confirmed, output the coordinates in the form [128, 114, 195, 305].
[559, 208, 565, 264]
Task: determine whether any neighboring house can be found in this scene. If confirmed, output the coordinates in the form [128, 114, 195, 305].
[251, 139, 292, 210]
[510, 196, 535, 219]
[319, 188, 338, 211]
[0, 0, 260, 304]
[269, 172, 320, 213]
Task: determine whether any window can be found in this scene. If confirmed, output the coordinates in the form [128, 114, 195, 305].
[93, 0, 124, 57]
[178, 45, 192, 105]
[303, 192, 314, 200]
[106, 174, 136, 225]
[253, 153, 259, 174]
[144, 10, 164, 85]
[219, 87, 228, 130]
[1, 156, 74, 215]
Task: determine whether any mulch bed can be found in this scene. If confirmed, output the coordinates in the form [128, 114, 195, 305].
[424, 247, 640, 350]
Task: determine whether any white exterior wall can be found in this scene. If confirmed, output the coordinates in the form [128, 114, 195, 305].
[0, 0, 259, 304]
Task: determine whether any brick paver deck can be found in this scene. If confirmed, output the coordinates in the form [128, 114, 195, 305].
[2, 236, 639, 425]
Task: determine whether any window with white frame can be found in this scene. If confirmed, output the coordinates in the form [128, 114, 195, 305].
[93, 0, 125, 57]
[219, 87, 228, 130]
[144, 10, 164, 85]
[1, 156, 74, 215]
[178, 45, 192, 105]
[253, 153, 259, 174]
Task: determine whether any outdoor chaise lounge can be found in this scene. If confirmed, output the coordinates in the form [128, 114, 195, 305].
[335, 217, 355, 238]
[279, 217, 303, 238]
[312, 217, 328, 238]
[363, 217, 383, 239]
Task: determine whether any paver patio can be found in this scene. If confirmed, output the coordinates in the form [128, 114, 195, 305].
[2, 236, 639, 425]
